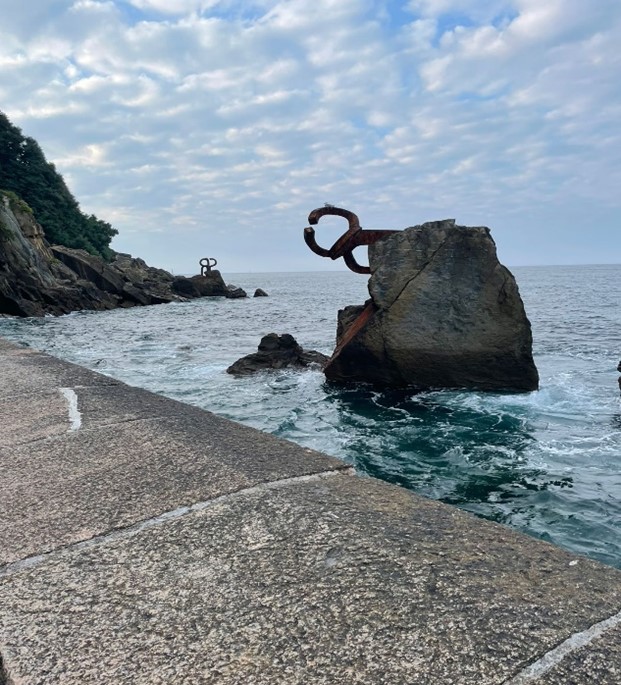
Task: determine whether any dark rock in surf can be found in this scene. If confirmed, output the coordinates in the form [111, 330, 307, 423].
[324, 219, 538, 392]
[254, 288, 268, 297]
[227, 333, 328, 375]
[226, 285, 247, 299]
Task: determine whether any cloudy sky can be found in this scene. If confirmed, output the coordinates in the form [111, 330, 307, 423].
[1, 0, 619, 273]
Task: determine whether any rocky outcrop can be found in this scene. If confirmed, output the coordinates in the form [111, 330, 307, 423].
[0, 193, 230, 316]
[254, 288, 268, 297]
[0, 195, 113, 316]
[227, 333, 329, 375]
[325, 219, 538, 392]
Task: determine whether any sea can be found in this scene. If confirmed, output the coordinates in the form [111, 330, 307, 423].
[1, 265, 620, 568]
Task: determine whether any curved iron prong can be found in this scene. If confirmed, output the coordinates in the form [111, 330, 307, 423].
[303, 226, 332, 258]
[307, 206, 361, 230]
[343, 250, 371, 275]
[305, 206, 362, 259]
[199, 256, 218, 275]
[302, 205, 399, 273]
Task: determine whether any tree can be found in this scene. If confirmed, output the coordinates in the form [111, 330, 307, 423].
[0, 111, 118, 260]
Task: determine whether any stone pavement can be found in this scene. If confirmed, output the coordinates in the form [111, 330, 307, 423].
[1, 336, 620, 684]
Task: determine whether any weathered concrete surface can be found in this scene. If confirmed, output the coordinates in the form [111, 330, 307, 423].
[0, 352, 346, 565]
[0, 341, 121, 394]
[1, 337, 620, 684]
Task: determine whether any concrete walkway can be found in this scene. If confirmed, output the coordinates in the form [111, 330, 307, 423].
[1, 336, 620, 684]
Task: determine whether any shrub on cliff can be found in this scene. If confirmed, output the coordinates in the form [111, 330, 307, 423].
[0, 111, 117, 261]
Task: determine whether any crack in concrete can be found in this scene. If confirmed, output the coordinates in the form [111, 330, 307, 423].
[503, 607, 621, 684]
[0, 468, 352, 579]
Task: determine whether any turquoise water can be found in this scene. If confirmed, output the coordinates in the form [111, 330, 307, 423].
[1, 265, 620, 567]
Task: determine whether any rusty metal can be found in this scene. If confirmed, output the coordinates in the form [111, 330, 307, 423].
[199, 257, 217, 276]
[303, 206, 398, 274]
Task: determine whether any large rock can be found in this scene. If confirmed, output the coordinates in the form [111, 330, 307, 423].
[227, 333, 329, 375]
[325, 219, 539, 392]
[171, 273, 228, 299]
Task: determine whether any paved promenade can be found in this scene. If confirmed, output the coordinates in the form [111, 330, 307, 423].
[1, 336, 620, 684]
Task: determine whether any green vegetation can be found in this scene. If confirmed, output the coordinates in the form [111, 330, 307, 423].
[0, 111, 117, 260]
[1, 188, 33, 215]
[0, 213, 12, 240]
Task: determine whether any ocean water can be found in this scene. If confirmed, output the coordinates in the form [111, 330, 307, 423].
[1, 265, 620, 568]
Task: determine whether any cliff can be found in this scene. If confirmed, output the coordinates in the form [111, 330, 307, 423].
[0, 192, 229, 317]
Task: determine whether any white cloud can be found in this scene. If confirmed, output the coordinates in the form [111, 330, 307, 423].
[0, 0, 619, 271]
[127, 0, 220, 13]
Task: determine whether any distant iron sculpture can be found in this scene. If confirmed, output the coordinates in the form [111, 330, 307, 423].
[303, 206, 399, 274]
[200, 257, 218, 276]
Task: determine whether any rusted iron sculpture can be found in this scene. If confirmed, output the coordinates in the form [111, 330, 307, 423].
[200, 257, 217, 276]
[303, 206, 398, 274]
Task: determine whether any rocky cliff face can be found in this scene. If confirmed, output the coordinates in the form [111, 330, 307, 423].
[325, 219, 539, 392]
[0, 194, 229, 317]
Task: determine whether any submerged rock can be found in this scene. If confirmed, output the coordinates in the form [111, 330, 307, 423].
[227, 333, 328, 375]
[325, 219, 538, 392]
[254, 288, 268, 297]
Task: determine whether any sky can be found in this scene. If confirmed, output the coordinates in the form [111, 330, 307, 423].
[0, 0, 620, 273]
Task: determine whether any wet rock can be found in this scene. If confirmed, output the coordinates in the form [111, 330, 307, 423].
[227, 333, 329, 375]
[225, 285, 247, 299]
[325, 219, 539, 392]
[254, 288, 268, 297]
[171, 273, 228, 299]
[190, 273, 228, 297]
[170, 277, 200, 298]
